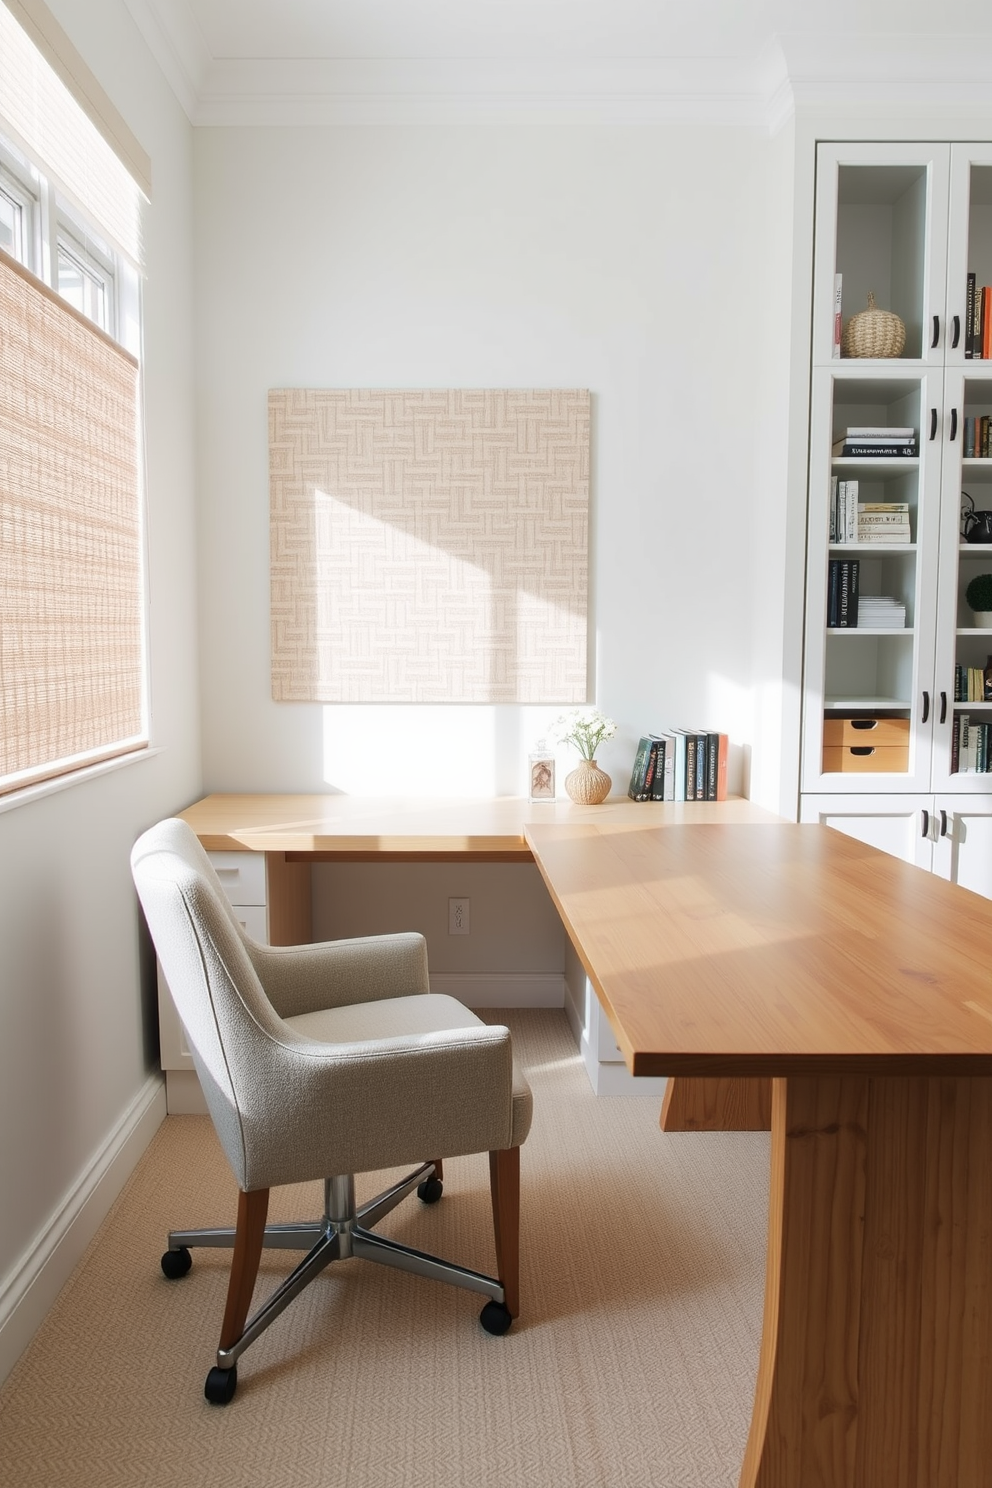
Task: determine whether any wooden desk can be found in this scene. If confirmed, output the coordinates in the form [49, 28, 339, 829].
[525, 818, 992, 1488]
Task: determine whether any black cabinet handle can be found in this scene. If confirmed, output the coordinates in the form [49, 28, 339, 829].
[940, 691, 948, 724]
[922, 809, 930, 839]
[932, 314, 940, 348]
[930, 408, 938, 441]
[940, 810, 948, 838]
[922, 691, 930, 723]
[952, 314, 961, 349]
[951, 408, 958, 441]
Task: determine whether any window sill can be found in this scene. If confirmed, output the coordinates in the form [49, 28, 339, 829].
[0, 746, 165, 817]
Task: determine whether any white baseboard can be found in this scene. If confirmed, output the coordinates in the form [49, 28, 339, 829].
[429, 973, 565, 1009]
[0, 1072, 166, 1388]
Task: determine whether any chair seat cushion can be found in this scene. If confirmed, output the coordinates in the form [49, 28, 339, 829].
[285, 994, 531, 1149]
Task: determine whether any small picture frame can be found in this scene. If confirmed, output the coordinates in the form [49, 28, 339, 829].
[528, 754, 555, 801]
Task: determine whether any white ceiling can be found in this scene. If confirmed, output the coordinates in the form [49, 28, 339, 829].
[121, 0, 992, 128]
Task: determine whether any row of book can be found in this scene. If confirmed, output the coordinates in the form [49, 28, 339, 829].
[627, 730, 728, 803]
[952, 714, 992, 772]
[963, 416, 992, 458]
[964, 276, 992, 360]
[832, 425, 917, 459]
[830, 483, 912, 546]
[954, 663, 992, 702]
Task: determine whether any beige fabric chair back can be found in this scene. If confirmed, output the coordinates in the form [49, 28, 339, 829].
[131, 818, 286, 1183]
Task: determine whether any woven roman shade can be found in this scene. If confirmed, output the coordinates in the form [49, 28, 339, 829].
[0, 249, 145, 793]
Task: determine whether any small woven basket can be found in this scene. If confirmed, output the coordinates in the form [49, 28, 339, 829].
[841, 291, 906, 359]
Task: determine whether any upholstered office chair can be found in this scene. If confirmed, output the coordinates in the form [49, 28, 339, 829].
[130, 818, 532, 1405]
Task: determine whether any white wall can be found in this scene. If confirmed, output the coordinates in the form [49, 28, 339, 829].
[194, 123, 783, 803]
[0, 0, 200, 1382]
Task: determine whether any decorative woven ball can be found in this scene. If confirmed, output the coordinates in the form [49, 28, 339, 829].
[841, 291, 906, 359]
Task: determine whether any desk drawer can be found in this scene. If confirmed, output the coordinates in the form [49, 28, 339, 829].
[206, 850, 266, 905]
[822, 717, 910, 747]
[822, 744, 909, 773]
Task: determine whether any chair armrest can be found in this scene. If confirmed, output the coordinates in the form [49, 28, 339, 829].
[238, 1022, 519, 1189]
[245, 931, 429, 1019]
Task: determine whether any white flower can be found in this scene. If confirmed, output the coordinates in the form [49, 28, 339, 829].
[549, 708, 618, 761]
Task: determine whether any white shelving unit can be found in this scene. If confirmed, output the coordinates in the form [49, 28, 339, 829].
[801, 141, 992, 893]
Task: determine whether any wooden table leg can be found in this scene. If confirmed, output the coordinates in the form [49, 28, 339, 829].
[741, 1073, 992, 1488]
[265, 852, 312, 945]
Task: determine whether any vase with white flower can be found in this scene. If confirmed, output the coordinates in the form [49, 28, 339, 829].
[550, 708, 617, 804]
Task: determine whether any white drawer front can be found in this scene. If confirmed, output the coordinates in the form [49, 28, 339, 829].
[207, 850, 266, 905]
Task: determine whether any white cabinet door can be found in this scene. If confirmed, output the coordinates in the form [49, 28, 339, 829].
[800, 793, 934, 869]
[933, 796, 992, 900]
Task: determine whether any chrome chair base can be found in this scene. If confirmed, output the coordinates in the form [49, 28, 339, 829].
[163, 1161, 507, 1373]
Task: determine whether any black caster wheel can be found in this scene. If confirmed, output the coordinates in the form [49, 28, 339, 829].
[204, 1365, 237, 1405]
[161, 1246, 192, 1280]
[417, 1176, 443, 1204]
[479, 1300, 513, 1336]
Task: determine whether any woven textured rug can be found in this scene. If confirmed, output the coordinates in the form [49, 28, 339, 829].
[0, 1011, 769, 1488]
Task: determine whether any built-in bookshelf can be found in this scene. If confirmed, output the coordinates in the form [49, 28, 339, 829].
[801, 142, 992, 896]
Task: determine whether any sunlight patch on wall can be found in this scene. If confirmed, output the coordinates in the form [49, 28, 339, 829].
[269, 388, 589, 704]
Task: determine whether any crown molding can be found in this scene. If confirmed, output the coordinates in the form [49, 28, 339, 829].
[118, 7, 992, 133]
[190, 57, 774, 128]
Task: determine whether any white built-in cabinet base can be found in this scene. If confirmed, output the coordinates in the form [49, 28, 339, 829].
[801, 793, 992, 898]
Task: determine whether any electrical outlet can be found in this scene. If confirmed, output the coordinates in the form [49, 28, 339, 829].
[448, 897, 470, 935]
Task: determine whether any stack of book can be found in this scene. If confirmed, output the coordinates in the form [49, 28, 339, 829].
[857, 502, 911, 544]
[830, 477, 858, 543]
[827, 559, 859, 627]
[965, 275, 992, 360]
[856, 595, 906, 630]
[954, 664, 992, 702]
[952, 713, 992, 773]
[963, 416, 991, 457]
[627, 730, 728, 803]
[832, 426, 917, 458]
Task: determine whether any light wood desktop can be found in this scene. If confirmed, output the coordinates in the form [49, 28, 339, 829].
[526, 817, 992, 1488]
[178, 794, 992, 1487]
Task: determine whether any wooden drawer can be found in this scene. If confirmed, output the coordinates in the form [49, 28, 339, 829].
[822, 717, 910, 747]
[822, 744, 909, 773]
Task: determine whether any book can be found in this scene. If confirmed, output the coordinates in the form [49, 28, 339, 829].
[967, 272, 976, 358]
[827, 560, 840, 626]
[833, 274, 842, 359]
[627, 736, 654, 801]
[837, 559, 859, 627]
[835, 441, 917, 458]
[984, 286, 992, 361]
[975, 283, 985, 360]
[687, 732, 701, 803]
[703, 732, 729, 801]
[693, 731, 708, 799]
[670, 730, 687, 802]
[649, 734, 676, 801]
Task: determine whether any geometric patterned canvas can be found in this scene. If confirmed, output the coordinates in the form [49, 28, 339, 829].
[269, 388, 589, 703]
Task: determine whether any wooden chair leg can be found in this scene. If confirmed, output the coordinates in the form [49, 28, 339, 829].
[219, 1188, 269, 1351]
[488, 1147, 520, 1318]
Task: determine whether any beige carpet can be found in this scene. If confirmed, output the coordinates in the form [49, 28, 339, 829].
[0, 1012, 769, 1488]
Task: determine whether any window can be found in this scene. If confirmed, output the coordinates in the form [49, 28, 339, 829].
[0, 0, 148, 797]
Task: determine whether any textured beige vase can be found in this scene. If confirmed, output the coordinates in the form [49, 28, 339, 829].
[564, 758, 612, 804]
